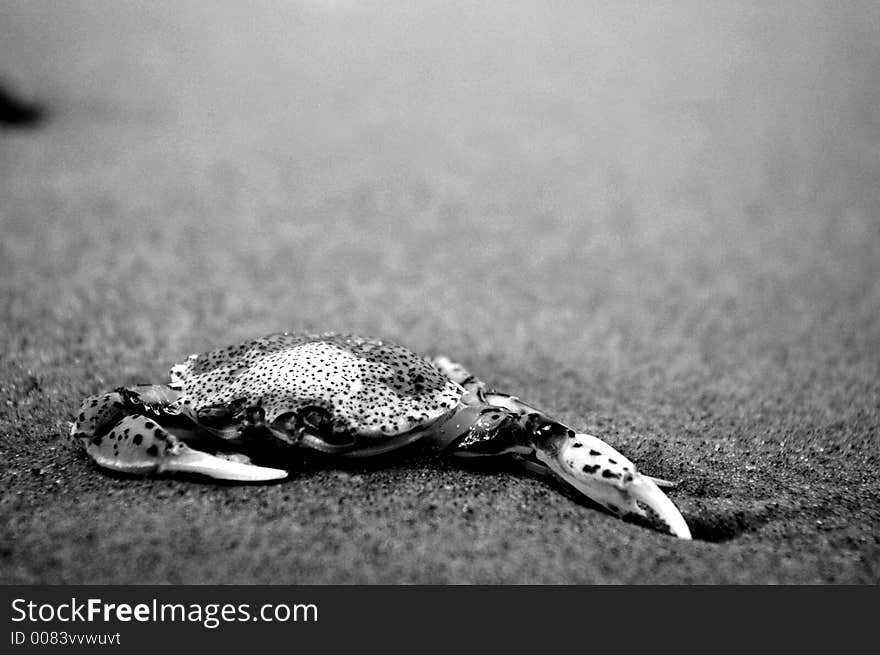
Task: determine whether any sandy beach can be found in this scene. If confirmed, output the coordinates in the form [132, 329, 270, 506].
[1, 1, 877, 583]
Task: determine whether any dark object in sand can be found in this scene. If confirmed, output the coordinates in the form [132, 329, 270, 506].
[0, 82, 45, 127]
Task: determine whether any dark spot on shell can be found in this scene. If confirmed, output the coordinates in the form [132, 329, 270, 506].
[602, 469, 621, 479]
[146, 445, 159, 457]
[144, 421, 155, 429]
[571, 442, 583, 448]
[582, 464, 600, 474]
[589, 449, 601, 456]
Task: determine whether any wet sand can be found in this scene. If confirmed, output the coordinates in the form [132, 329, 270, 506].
[1, 1, 877, 583]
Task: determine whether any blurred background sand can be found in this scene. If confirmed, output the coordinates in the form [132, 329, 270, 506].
[1, 1, 877, 583]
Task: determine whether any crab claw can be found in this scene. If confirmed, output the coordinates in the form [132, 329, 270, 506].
[159, 446, 288, 482]
[534, 431, 692, 539]
[72, 409, 288, 483]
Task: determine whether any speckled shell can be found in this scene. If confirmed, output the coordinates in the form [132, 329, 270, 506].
[168, 333, 464, 439]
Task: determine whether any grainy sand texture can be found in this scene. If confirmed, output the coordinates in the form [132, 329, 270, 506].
[1, 1, 878, 583]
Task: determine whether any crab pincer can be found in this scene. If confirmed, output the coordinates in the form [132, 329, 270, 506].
[70, 388, 287, 482]
[533, 429, 691, 539]
[440, 401, 691, 539]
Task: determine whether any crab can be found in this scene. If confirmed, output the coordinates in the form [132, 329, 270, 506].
[70, 332, 692, 538]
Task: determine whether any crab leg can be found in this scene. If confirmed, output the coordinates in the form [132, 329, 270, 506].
[478, 393, 691, 537]
[454, 406, 691, 539]
[71, 391, 287, 482]
[432, 357, 691, 538]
